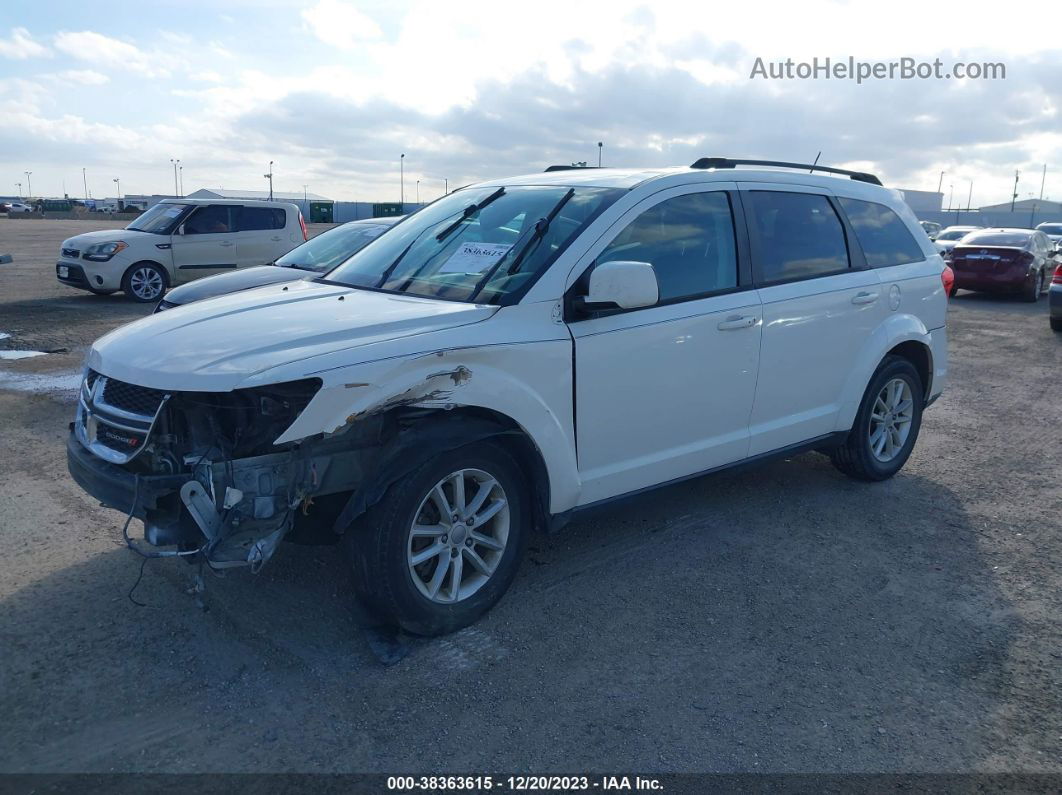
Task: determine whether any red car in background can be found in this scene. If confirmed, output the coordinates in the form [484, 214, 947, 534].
[947, 228, 1058, 301]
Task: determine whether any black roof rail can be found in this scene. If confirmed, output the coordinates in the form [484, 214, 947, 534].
[543, 165, 601, 172]
[690, 157, 882, 186]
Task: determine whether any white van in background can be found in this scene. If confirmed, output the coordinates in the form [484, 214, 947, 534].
[55, 199, 308, 302]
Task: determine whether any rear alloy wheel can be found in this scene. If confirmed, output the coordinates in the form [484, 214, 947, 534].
[830, 356, 924, 481]
[346, 440, 528, 636]
[122, 262, 167, 302]
[1022, 270, 1044, 302]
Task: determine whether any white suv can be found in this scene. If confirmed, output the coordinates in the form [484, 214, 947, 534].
[67, 158, 948, 635]
[56, 198, 307, 302]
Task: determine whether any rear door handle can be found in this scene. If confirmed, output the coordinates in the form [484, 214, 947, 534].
[851, 291, 878, 305]
[717, 315, 758, 330]
[219, 241, 234, 247]
[271, 235, 282, 241]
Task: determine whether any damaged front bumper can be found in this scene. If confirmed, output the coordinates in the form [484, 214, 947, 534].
[67, 429, 368, 569]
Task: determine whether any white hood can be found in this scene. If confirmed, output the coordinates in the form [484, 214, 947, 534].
[62, 228, 156, 248]
[87, 279, 497, 391]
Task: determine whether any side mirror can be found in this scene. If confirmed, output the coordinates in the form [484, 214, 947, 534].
[578, 260, 659, 311]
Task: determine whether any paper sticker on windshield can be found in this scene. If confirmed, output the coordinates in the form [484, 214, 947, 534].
[438, 242, 512, 273]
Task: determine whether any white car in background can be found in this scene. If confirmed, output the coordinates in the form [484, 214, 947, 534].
[55, 198, 307, 302]
[933, 225, 982, 257]
[68, 158, 949, 635]
[1035, 222, 1062, 245]
[5, 201, 34, 214]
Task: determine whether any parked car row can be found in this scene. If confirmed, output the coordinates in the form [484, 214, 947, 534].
[67, 158, 950, 635]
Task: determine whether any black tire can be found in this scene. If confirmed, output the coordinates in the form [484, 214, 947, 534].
[830, 355, 924, 482]
[1022, 270, 1043, 302]
[1051, 316, 1062, 332]
[948, 286, 958, 298]
[345, 440, 529, 636]
[121, 261, 168, 302]
[87, 287, 117, 296]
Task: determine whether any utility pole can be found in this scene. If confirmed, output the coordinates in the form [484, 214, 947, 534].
[170, 158, 180, 197]
[598, 141, 603, 168]
[113, 177, 121, 210]
[966, 181, 973, 212]
[444, 178, 448, 195]
[1011, 170, 1020, 212]
[263, 161, 274, 200]
[82, 167, 88, 201]
[416, 179, 420, 204]
[179, 166, 183, 196]
[1039, 164, 1047, 201]
[937, 170, 945, 194]
[24, 171, 32, 198]
[400, 153, 405, 207]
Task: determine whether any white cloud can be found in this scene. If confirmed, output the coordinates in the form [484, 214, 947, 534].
[49, 69, 110, 86]
[53, 30, 168, 77]
[0, 27, 50, 59]
[301, 0, 383, 49]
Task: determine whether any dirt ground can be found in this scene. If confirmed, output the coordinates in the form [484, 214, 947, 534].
[0, 218, 1059, 774]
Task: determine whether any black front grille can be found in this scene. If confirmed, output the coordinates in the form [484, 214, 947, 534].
[85, 369, 100, 391]
[61, 247, 80, 259]
[102, 378, 166, 417]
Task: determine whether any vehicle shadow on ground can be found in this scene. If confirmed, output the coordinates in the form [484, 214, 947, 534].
[0, 449, 1019, 772]
[949, 290, 1051, 317]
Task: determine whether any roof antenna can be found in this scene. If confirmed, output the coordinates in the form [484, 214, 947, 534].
[810, 152, 821, 173]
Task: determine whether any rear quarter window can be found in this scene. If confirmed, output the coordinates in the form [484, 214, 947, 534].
[241, 207, 287, 231]
[837, 198, 924, 268]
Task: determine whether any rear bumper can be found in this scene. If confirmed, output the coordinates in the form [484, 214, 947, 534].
[927, 326, 948, 403]
[951, 264, 1029, 292]
[1049, 285, 1062, 318]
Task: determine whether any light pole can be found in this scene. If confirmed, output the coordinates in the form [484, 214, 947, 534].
[936, 170, 945, 195]
[170, 158, 180, 197]
[82, 168, 88, 201]
[179, 166, 183, 196]
[24, 171, 32, 198]
[113, 177, 121, 210]
[444, 178, 448, 195]
[15, 182, 21, 198]
[947, 183, 953, 212]
[263, 161, 274, 200]
[598, 141, 603, 167]
[416, 179, 420, 204]
[302, 184, 308, 203]
[400, 153, 405, 207]
[1011, 170, 1020, 212]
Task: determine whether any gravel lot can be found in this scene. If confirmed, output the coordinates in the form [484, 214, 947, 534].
[0, 218, 1059, 774]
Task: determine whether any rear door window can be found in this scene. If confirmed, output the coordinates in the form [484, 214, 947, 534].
[837, 198, 924, 267]
[745, 191, 850, 284]
[241, 206, 286, 231]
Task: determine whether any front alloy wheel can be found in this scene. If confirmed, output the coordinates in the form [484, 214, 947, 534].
[122, 263, 167, 302]
[347, 440, 528, 636]
[407, 469, 510, 604]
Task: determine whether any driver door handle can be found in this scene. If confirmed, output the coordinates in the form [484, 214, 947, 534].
[851, 291, 878, 305]
[219, 241, 234, 247]
[717, 315, 758, 330]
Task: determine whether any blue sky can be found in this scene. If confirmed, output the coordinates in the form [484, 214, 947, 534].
[3, 0, 1062, 206]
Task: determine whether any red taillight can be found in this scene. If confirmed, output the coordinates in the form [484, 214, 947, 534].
[298, 212, 308, 241]
[941, 265, 955, 295]
[1053, 264, 1062, 285]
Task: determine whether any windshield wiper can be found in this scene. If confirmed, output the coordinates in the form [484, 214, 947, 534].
[468, 188, 575, 302]
[434, 187, 505, 242]
[372, 189, 507, 290]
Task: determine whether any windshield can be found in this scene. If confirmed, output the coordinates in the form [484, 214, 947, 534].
[1037, 224, 1062, 235]
[323, 185, 622, 304]
[962, 232, 1031, 247]
[277, 221, 394, 272]
[126, 203, 191, 234]
[937, 229, 975, 241]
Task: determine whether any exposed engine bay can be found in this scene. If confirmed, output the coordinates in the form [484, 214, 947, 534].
[71, 371, 386, 570]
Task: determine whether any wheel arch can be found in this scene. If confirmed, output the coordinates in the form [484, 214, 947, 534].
[331, 405, 553, 536]
[834, 314, 933, 433]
